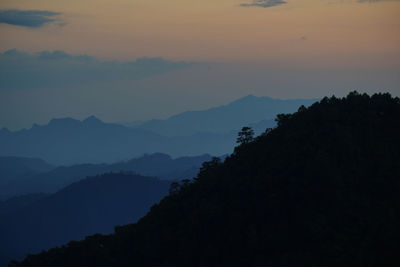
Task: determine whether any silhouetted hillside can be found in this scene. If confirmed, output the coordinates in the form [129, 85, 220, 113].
[1, 153, 212, 199]
[134, 95, 316, 136]
[10, 92, 400, 267]
[0, 173, 170, 267]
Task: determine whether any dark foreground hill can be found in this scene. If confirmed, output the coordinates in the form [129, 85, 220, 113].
[11, 92, 400, 267]
[1, 173, 170, 267]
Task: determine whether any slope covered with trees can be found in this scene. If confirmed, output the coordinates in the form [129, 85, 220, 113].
[11, 92, 400, 267]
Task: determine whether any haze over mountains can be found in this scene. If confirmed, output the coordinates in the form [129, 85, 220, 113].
[0, 157, 53, 190]
[10, 93, 399, 267]
[132, 95, 317, 136]
[0, 95, 317, 165]
[0, 152, 212, 265]
[0, 94, 320, 266]
[0, 153, 212, 200]
[0, 173, 171, 267]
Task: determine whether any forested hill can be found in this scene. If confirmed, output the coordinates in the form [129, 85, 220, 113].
[11, 92, 400, 267]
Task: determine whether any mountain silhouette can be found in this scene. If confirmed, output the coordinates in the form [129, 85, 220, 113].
[0, 153, 212, 200]
[0, 157, 53, 200]
[0, 157, 53, 178]
[0, 193, 49, 215]
[0, 96, 316, 165]
[10, 92, 400, 267]
[133, 95, 317, 136]
[0, 116, 164, 165]
[0, 173, 170, 267]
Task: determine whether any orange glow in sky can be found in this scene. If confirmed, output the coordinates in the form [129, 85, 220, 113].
[0, 0, 399, 67]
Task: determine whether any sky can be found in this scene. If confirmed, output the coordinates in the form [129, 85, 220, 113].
[0, 0, 399, 130]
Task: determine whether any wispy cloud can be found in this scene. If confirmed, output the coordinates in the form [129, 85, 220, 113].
[0, 49, 194, 90]
[0, 9, 63, 28]
[358, 0, 400, 2]
[239, 0, 400, 8]
[240, 0, 287, 8]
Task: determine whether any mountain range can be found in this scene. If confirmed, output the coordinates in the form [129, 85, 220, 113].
[0, 173, 171, 267]
[0, 153, 212, 200]
[132, 95, 317, 136]
[0, 95, 317, 165]
[0, 94, 318, 266]
[10, 92, 399, 267]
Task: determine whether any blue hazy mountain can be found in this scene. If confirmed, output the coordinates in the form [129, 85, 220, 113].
[0, 153, 212, 200]
[0, 157, 54, 200]
[0, 193, 49, 215]
[0, 96, 317, 165]
[0, 156, 53, 182]
[10, 92, 400, 267]
[0, 173, 171, 267]
[0, 116, 166, 165]
[132, 95, 317, 136]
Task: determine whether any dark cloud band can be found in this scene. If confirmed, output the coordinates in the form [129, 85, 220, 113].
[240, 0, 287, 8]
[0, 9, 62, 28]
[358, 0, 400, 2]
[0, 49, 194, 90]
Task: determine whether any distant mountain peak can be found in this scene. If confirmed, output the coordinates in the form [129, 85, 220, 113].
[142, 153, 172, 160]
[48, 117, 80, 126]
[46, 116, 103, 127]
[131, 95, 317, 137]
[83, 115, 103, 124]
[242, 94, 257, 99]
[0, 127, 10, 133]
[232, 94, 258, 102]
[229, 94, 273, 105]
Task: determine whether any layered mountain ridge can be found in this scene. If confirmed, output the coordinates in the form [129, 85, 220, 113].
[0, 153, 212, 200]
[11, 92, 400, 267]
[1, 173, 171, 267]
[0, 95, 316, 165]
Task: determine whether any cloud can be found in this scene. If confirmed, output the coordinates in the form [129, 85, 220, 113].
[0, 49, 194, 90]
[358, 0, 400, 2]
[240, 0, 287, 8]
[0, 9, 63, 28]
[239, 0, 400, 8]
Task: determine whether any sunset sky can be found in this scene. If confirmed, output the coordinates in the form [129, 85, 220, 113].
[1, 0, 399, 129]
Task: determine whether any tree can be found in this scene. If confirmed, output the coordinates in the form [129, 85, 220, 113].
[236, 126, 254, 145]
[169, 181, 181, 195]
[199, 157, 221, 174]
[275, 113, 292, 127]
